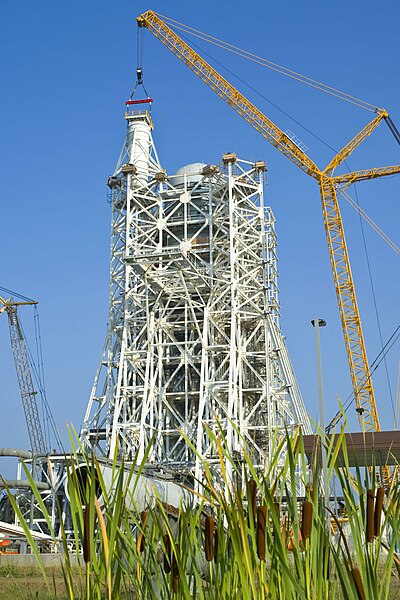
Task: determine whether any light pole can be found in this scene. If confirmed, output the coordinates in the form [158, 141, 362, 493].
[311, 318, 328, 503]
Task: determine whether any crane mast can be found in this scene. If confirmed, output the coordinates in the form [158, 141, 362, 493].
[137, 11, 400, 455]
[0, 298, 46, 456]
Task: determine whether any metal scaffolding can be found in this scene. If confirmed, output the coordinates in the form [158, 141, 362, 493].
[81, 108, 311, 487]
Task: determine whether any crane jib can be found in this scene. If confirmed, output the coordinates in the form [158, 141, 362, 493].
[139, 11, 320, 180]
[138, 9, 399, 485]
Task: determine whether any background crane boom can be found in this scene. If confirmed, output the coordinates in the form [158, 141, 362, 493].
[0, 298, 47, 456]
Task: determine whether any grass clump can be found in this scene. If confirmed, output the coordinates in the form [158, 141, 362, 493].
[4, 424, 400, 599]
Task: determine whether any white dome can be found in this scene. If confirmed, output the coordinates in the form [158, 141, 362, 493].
[171, 163, 206, 187]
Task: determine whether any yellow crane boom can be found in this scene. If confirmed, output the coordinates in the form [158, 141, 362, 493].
[137, 11, 320, 181]
[137, 10, 400, 479]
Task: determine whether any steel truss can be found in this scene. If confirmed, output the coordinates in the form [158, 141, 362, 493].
[81, 110, 311, 487]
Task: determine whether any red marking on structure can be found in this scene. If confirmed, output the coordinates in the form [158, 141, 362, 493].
[125, 98, 153, 106]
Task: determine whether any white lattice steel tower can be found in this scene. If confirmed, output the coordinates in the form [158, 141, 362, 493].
[80, 105, 311, 484]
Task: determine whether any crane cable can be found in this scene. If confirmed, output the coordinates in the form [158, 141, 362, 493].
[148, 13, 399, 432]
[174, 27, 339, 155]
[160, 12, 400, 153]
[0, 285, 35, 303]
[385, 116, 400, 146]
[158, 26, 400, 260]
[16, 311, 64, 452]
[0, 285, 63, 452]
[137, 23, 143, 73]
[157, 12, 379, 113]
[339, 188, 400, 256]
[339, 183, 399, 425]
[148, 15, 400, 160]
[156, 23, 400, 424]
[396, 361, 400, 429]
[33, 306, 64, 452]
[339, 154, 398, 426]
[352, 180, 397, 426]
[326, 323, 400, 431]
[155, 13, 400, 174]
[129, 26, 151, 100]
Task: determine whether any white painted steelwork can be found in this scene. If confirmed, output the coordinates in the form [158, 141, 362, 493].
[80, 109, 311, 488]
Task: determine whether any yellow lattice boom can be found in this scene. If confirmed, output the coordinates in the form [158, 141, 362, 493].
[138, 10, 400, 485]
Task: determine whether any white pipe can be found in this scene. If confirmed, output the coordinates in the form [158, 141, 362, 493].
[0, 448, 32, 459]
[0, 479, 49, 491]
[65, 463, 194, 512]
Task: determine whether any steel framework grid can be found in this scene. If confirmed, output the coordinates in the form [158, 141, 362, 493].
[80, 110, 311, 489]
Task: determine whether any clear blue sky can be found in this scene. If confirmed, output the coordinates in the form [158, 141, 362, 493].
[1, 1, 399, 477]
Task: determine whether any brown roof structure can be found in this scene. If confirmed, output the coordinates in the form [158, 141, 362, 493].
[302, 431, 400, 467]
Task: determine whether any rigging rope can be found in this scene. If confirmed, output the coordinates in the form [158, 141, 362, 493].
[396, 360, 400, 429]
[0, 286, 64, 452]
[165, 25, 399, 432]
[352, 182, 397, 425]
[34, 307, 52, 450]
[326, 176, 399, 430]
[33, 307, 48, 448]
[137, 25, 143, 71]
[339, 189, 400, 255]
[130, 26, 150, 100]
[157, 12, 379, 113]
[176, 30, 339, 155]
[0, 285, 36, 303]
[146, 14, 399, 435]
[326, 324, 400, 431]
[19, 314, 63, 452]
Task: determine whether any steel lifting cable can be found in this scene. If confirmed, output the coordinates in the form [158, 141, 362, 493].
[131, 25, 150, 100]
[137, 25, 143, 71]
[385, 116, 400, 146]
[157, 12, 379, 113]
[148, 13, 400, 435]
[34, 306, 45, 392]
[335, 158, 399, 426]
[340, 137, 399, 430]
[34, 306, 52, 450]
[156, 14, 400, 157]
[176, 28, 339, 155]
[395, 361, 400, 429]
[352, 180, 397, 425]
[339, 188, 400, 255]
[18, 319, 49, 446]
[19, 315, 63, 451]
[326, 324, 400, 431]
[0, 285, 36, 303]
[162, 14, 400, 147]
[33, 307, 48, 449]
[370, 327, 400, 373]
[0, 285, 63, 451]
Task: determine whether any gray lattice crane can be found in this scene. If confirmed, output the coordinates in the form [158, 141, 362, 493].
[0, 297, 46, 455]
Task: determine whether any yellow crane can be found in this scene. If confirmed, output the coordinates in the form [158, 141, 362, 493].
[137, 10, 400, 482]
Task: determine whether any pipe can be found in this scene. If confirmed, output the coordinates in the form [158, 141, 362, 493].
[0, 479, 50, 491]
[0, 448, 32, 459]
[65, 463, 194, 512]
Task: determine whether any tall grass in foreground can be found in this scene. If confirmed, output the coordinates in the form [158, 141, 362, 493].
[5, 425, 400, 599]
